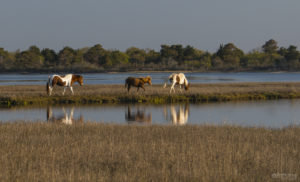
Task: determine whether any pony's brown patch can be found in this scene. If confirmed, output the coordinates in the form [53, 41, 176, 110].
[52, 76, 66, 86]
[176, 76, 180, 84]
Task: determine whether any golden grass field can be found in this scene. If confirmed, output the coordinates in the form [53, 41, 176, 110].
[0, 123, 299, 181]
[2, 82, 300, 106]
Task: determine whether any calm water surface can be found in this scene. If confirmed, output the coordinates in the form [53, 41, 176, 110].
[1, 100, 300, 128]
[1, 72, 300, 85]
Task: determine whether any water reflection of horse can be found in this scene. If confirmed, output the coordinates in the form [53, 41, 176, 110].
[125, 105, 152, 124]
[164, 104, 189, 125]
[46, 74, 84, 96]
[47, 106, 83, 125]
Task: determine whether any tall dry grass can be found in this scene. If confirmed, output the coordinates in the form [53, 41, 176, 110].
[0, 123, 299, 181]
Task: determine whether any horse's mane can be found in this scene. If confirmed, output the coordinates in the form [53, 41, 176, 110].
[139, 76, 151, 83]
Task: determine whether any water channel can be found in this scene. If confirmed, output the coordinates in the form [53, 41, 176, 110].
[1, 99, 300, 128]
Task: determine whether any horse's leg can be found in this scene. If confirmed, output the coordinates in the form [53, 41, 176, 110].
[127, 85, 131, 93]
[70, 87, 74, 95]
[49, 87, 53, 96]
[63, 87, 67, 95]
[170, 83, 176, 93]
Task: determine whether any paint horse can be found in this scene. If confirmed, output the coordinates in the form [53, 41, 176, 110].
[125, 76, 152, 93]
[46, 74, 84, 96]
[165, 73, 189, 93]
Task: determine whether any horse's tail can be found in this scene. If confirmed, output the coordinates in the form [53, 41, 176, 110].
[125, 79, 128, 88]
[163, 82, 167, 88]
[184, 78, 189, 90]
[46, 77, 50, 95]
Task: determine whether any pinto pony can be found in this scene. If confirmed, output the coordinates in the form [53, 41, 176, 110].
[125, 76, 152, 93]
[46, 74, 84, 96]
[166, 73, 189, 93]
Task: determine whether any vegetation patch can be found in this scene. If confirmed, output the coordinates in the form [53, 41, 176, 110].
[1, 82, 300, 106]
[0, 123, 299, 181]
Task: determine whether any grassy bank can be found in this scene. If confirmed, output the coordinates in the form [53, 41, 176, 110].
[2, 82, 300, 106]
[0, 123, 299, 181]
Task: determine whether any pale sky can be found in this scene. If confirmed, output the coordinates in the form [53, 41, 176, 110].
[1, 0, 300, 53]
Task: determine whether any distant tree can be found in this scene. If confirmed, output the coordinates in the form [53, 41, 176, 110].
[15, 46, 44, 70]
[262, 39, 278, 54]
[285, 45, 300, 61]
[126, 47, 146, 67]
[57, 46, 76, 66]
[183, 45, 197, 60]
[110, 50, 129, 66]
[160, 44, 185, 63]
[83, 44, 106, 65]
[145, 49, 160, 64]
[276, 45, 300, 70]
[0, 48, 11, 70]
[241, 50, 265, 70]
[215, 43, 243, 70]
[41, 48, 57, 66]
[199, 52, 212, 70]
[28, 45, 41, 55]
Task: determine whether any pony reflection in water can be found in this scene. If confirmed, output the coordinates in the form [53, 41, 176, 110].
[47, 106, 83, 125]
[164, 104, 189, 125]
[125, 105, 152, 124]
[46, 74, 84, 96]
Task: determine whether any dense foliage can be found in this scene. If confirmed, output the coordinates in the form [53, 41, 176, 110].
[1, 39, 300, 72]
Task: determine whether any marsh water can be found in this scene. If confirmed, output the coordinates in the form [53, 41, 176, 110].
[2, 72, 300, 85]
[1, 72, 300, 128]
[1, 99, 300, 128]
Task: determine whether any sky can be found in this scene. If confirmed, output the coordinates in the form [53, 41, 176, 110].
[1, 0, 300, 53]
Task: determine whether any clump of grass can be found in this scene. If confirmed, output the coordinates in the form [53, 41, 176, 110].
[1, 82, 300, 106]
[0, 123, 299, 181]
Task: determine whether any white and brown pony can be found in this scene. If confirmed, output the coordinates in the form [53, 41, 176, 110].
[46, 74, 84, 96]
[165, 73, 189, 93]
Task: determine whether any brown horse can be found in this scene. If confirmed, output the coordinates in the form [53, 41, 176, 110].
[125, 76, 152, 92]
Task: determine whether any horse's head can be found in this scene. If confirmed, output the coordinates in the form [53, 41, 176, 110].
[184, 83, 190, 91]
[144, 76, 152, 85]
[76, 75, 84, 86]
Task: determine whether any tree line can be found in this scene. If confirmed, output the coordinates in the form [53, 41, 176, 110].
[0, 39, 300, 72]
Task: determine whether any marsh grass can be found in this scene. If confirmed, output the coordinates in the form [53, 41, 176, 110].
[0, 123, 299, 181]
[1, 82, 300, 106]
